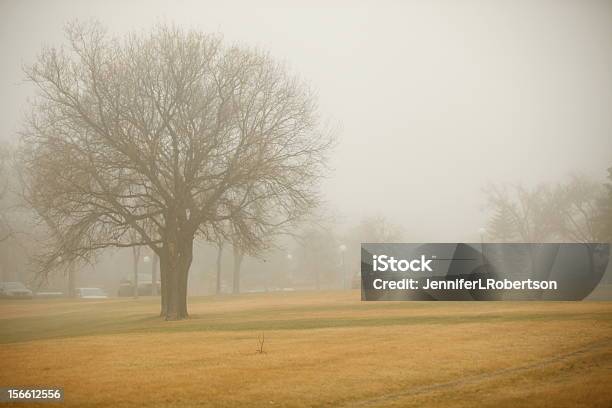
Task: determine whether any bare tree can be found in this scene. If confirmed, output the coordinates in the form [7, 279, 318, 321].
[1, 144, 61, 287]
[334, 215, 404, 289]
[0, 143, 16, 281]
[484, 182, 564, 290]
[295, 226, 338, 290]
[595, 167, 612, 244]
[19, 22, 333, 320]
[151, 252, 159, 296]
[484, 183, 562, 243]
[354, 215, 403, 243]
[129, 230, 141, 298]
[231, 246, 244, 294]
[0, 143, 13, 243]
[486, 205, 517, 243]
[554, 175, 608, 280]
[556, 175, 603, 243]
[214, 241, 224, 294]
[17, 175, 79, 297]
[207, 221, 227, 295]
[217, 201, 299, 295]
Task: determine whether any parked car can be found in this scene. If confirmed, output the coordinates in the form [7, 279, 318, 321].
[0, 282, 33, 299]
[136, 281, 160, 296]
[118, 279, 160, 297]
[75, 287, 108, 299]
[35, 291, 64, 299]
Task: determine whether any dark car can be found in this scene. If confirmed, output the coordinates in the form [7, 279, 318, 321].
[0, 282, 33, 299]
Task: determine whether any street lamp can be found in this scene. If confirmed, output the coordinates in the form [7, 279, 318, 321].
[478, 227, 486, 265]
[478, 227, 486, 241]
[285, 253, 293, 284]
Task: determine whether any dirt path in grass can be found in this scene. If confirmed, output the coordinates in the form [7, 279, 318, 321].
[343, 337, 612, 407]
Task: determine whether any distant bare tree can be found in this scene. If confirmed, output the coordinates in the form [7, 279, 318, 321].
[553, 174, 607, 279]
[486, 205, 517, 243]
[211, 219, 292, 298]
[151, 252, 159, 296]
[0, 143, 16, 282]
[484, 183, 562, 243]
[18, 175, 79, 296]
[213, 240, 225, 295]
[129, 230, 141, 298]
[229, 217, 274, 295]
[215, 201, 298, 294]
[20, 22, 332, 319]
[295, 226, 338, 290]
[484, 183, 565, 291]
[556, 175, 603, 243]
[326, 215, 404, 289]
[231, 246, 244, 294]
[0, 143, 11, 243]
[595, 167, 612, 244]
[356, 215, 403, 243]
[1, 144, 58, 286]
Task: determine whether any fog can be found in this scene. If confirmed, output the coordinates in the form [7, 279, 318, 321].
[1, 4, 611, 403]
[2, 0, 611, 240]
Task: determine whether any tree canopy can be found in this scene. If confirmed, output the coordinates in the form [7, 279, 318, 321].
[20, 22, 333, 319]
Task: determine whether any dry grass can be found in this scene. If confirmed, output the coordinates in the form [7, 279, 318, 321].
[0, 291, 611, 407]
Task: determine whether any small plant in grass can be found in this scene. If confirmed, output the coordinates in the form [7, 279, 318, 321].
[256, 332, 266, 354]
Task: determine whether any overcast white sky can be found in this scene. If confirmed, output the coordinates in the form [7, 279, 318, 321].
[1, 0, 611, 240]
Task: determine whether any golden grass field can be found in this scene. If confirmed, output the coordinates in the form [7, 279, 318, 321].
[0, 291, 611, 407]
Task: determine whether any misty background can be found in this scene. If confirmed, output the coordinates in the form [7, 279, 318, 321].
[1, 0, 611, 293]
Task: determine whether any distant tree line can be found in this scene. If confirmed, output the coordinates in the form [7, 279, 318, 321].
[484, 170, 612, 244]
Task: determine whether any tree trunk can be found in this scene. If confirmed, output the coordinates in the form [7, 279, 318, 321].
[159, 234, 194, 320]
[232, 247, 243, 294]
[132, 246, 140, 298]
[160, 252, 168, 316]
[216, 243, 224, 294]
[151, 254, 158, 296]
[67, 266, 76, 298]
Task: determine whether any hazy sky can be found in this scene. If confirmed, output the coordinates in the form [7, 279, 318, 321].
[1, 0, 611, 240]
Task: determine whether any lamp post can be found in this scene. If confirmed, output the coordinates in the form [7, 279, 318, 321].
[143, 254, 159, 296]
[142, 254, 150, 293]
[286, 253, 293, 284]
[339, 244, 347, 289]
[478, 227, 486, 266]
